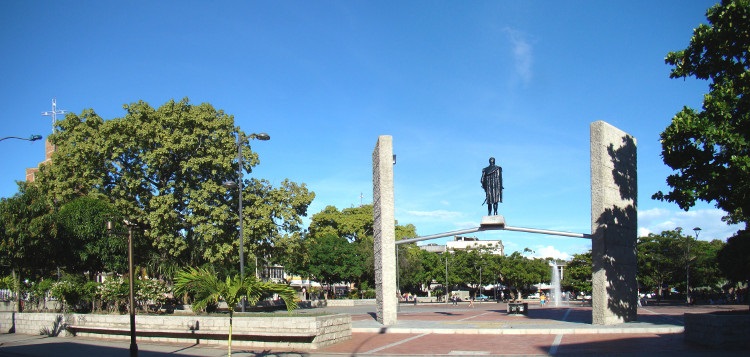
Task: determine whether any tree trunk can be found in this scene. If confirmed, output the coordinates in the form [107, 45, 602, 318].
[12, 269, 20, 313]
[228, 312, 233, 356]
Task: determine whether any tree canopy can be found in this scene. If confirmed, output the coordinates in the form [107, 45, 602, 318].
[290, 204, 417, 291]
[305, 233, 365, 288]
[717, 230, 750, 284]
[561, 251, 592, 295]
[0, 182, 57, 277]
[656, 0, 750, 226]
[637, 229, 726, 299]
[35, 98, 313, 277]
[56, 196, 127, 276]
[499, 251, 549, 299]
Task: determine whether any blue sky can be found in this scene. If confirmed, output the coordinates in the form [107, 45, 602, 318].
[1, 1, 740, 259]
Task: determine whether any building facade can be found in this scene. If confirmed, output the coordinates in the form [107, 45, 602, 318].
[419, 235, 504, 255]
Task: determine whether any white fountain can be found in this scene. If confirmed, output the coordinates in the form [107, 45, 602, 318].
[549, 261, 563, 307]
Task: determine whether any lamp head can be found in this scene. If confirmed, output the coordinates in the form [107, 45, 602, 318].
[222, 180, 238, 189]
[252, 133, 270, 141]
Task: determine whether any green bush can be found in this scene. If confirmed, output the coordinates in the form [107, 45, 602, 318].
[136, 278, 169, 312]
[98, 276, 129, 313]
[0, 275, 14, 291]
[50, 276, 87, 312]
[27, 279, 54, 311]
[97, 276, 169, 313]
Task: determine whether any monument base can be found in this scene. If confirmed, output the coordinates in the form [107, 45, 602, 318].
[480, 215, 505, 228]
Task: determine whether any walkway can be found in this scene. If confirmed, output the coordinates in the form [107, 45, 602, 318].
[0, 302, 747, 356]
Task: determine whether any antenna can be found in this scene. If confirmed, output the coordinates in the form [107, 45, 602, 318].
[41, 98, 67, 133]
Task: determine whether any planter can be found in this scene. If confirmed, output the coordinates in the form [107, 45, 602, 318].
[0, 311, 351, 350]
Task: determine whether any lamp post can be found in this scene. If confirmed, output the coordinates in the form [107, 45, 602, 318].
[0, 134, 42, 142]
[687, 227, 701, 305]
[445, 247, 450, 304]
[107, 220, 138, 357]
[223, 131, 269, 312]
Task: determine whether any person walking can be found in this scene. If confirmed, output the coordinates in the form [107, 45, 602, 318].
[540, 293, 547, 307]
[469, 294, 475, 308]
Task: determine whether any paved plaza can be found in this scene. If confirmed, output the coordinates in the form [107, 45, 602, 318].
[0, 302, 748, 356]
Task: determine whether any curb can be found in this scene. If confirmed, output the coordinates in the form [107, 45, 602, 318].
[353, 326, 685, 334]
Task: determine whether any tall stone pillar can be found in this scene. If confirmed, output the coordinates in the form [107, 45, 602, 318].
[373, 135, 397, 325]
[590, 121, 638, 325]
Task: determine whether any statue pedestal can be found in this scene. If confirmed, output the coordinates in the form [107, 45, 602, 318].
[480, 215, 505, 228]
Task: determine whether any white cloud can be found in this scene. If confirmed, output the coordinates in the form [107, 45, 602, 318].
[528, 245, 572, 260]
[404, 209, 464, 221]
[638, 207, 741, 241]
[504, 27, 533, 85]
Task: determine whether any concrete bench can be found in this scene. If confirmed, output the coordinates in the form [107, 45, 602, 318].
[399, 299, 417, 305]
[67, 325, 317, 344]
[507, 302, 528, 315]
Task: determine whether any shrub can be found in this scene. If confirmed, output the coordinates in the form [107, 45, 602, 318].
[98, 276, 128, 313]
[50, 277, 86, 313]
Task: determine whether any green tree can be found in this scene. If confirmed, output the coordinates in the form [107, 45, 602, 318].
[451, 249, 488, 290]
[55, 196, 126, 277]
[308, 205, 373, 241]
[397, 245, 444, 295]
[638, 231, 683, 300]
[271, 232, 307, 281]
[173, 267, 297, 356]
[305, 233, 364, 294]
[717, 230, 750, 307]
[300, 204, 416, 291]
[482, 252, 504, 298]
[655, 0, 750, 225]
[37, 98, 313, 275]
[637, 229, 725, 301]
[562, 251, 592, 296]
[688, 238, 725, 291]
[499, 251, 548, 299]
[0, 182, 57, 279]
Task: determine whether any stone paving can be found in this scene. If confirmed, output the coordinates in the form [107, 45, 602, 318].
[0, 301, 748, 356]
[315, 302, 747, 356]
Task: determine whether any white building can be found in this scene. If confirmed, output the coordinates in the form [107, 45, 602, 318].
[419, 236, 504, 255]
[447, 236, 504, 255]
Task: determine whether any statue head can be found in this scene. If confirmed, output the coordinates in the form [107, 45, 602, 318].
[489, 157, 495, 165]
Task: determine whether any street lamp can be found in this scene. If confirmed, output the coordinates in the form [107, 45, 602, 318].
[444, 247, 451, 304]
[687, 227, 701, 305]
[0, 134, 42, 142]
[107, 220, 138, 357]
[222, 131, 269, 313]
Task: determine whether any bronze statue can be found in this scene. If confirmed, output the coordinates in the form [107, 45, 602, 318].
[481, 157, 503, 215]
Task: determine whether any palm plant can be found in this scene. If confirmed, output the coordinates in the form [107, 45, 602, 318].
[173, 267, 298, 356]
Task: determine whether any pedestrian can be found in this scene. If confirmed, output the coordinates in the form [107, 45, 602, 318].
[452, 294, 458, 305]
[469, 294, 475, 308]
[540, 293, 546, 307]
